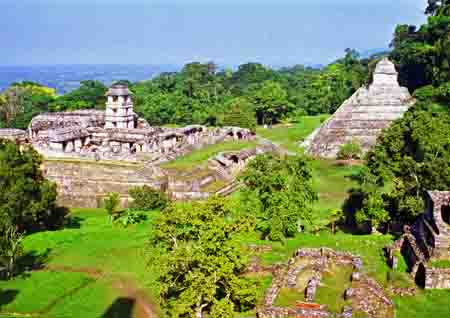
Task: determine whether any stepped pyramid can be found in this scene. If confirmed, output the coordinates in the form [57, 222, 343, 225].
[301, 58, 414, 158]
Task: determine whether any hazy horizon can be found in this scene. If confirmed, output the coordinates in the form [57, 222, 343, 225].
[1, 0, 427, 67]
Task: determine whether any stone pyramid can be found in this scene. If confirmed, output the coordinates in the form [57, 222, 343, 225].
[301, 58, 414, 158]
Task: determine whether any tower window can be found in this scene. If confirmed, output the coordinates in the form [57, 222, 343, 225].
[113, 96, 118, 102]
[441, 205, 450, 225]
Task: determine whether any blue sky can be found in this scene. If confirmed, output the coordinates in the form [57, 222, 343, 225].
[0, 0, 427, 66]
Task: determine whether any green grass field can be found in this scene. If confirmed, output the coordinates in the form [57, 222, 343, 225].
[0, 208, 159, 318]
[160, 140, 258, 171]
[256, 115, 329, 153]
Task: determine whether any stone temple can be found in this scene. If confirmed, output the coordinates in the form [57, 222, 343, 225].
[301, 58, 414, 158]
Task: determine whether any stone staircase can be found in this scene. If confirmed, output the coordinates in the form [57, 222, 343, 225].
[302, 58, 414, 158]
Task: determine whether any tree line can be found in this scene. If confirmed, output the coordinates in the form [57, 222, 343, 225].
[0, 49, 375, 131]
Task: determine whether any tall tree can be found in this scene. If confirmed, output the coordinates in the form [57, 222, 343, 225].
[250, 81, 292, 125]
[240, 154, 317, 240]
[0, 140, 63, 233]
[151, 198, 256, 318]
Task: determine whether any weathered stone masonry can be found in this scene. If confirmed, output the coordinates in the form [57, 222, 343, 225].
[387, 191, 450, 289]
[302, 58, 414, 158]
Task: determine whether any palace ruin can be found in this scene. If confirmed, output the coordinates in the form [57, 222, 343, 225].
[0, 83, 257, 206]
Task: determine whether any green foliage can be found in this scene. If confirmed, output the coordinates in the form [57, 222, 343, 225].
[115, 210, 147, 228]
[430, 259, 450, 268]
[240, 154, 318, 240]
[0, 226, 24, 279]
[220, 97, 256, 131]
[150, 197, 256, 318]
[103, 192, 120, 222]
[328, 208, 344, 234]
[249, 80, 293, 125]
[48, 80, 107, 111]
[0, 140, 62, 233]
[0, 82, 56, 129]
[350, 2, 450, 229]
[129, 185, 169, 211]
[337, 140, 362, 160]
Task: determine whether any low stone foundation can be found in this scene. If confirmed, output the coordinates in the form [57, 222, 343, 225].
[258, 247, 393, 318]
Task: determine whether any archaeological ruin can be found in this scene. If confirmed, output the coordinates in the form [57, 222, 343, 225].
[0, 83, 258, 207]
[257, 247, 394, 318]
[387, 191, 450, 289]
[301, 58, 414, 158]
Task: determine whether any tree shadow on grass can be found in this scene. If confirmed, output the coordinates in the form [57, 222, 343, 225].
[101, 297, 135, 318]
[63, 216, 84, 229]
[17, 248, 52, 275]
[0, 289, 18, 309]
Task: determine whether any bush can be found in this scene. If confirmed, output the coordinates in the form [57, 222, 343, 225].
[337, 140, 362, 160]
[0, 226, 24, 280]
[115, 211, 147, 228]
[129, 186, 168, 211]
[103, 192, 121, 222]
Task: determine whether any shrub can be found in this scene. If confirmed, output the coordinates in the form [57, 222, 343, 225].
[115, 211, 147, 228]
[0, 226, 24, 280]
[103, 192, 121, 222]
[337, 140, 362, 160]
[129, 186, 168, 211]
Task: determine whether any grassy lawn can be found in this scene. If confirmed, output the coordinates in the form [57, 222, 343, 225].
[310, 159, 362, 218]
[0, 208, 159, 318]
[315, 263, 353, 313]
[256, 115, 329, 153]
[160, 140, 258, 171]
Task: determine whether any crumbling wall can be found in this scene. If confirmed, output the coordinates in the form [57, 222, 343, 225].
[43, 160, 166, 208]
[425, 268, 450, 289]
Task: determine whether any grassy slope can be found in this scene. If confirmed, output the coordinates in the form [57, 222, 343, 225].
[0, 208, 158, 318]
[255, 115, 328, 152]
[160, 140, 257, 171]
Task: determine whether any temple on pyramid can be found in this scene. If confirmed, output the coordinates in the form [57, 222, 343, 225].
[301, 58, 414, 158]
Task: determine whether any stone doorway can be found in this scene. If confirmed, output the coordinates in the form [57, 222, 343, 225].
[415, 263, 426, 289]
[441, 205, 450, 225]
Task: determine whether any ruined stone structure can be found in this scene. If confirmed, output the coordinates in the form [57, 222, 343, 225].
[104, 84, 136, 129]
[387, 191, 450, 289]
[4, 83, 253, 164]
[0, 83, 256, 206]
[301, 58, 414, 158]
[258, 247, 393, 318]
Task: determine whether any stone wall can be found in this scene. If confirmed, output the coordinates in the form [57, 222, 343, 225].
[43, 160, 166, 208]
[425, 268, 450, 289]
[258, 247, 393, 318]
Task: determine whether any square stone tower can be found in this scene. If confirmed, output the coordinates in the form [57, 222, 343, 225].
[105, 84, 135, 129]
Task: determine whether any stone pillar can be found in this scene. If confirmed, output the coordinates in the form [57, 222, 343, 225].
[65, 141, 74, 153]
[122, 142, 131, 153]
[74, 139, 82, 152]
